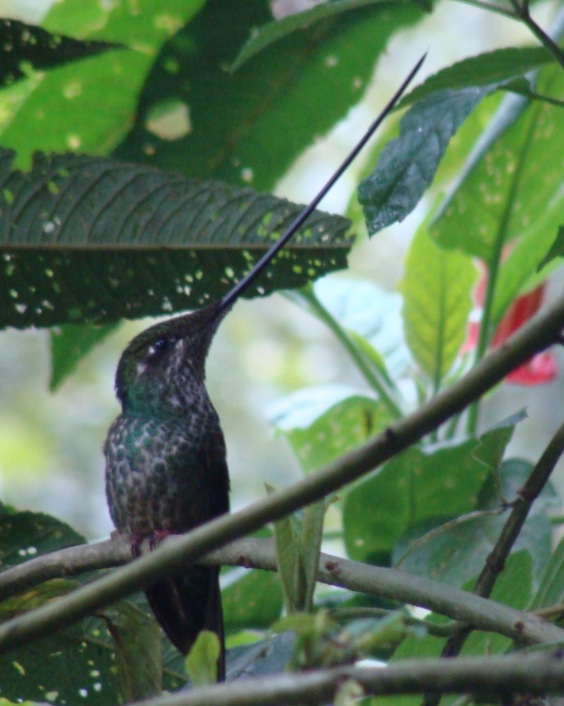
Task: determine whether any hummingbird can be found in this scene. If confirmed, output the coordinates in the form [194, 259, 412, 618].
[103, 56, 424, 682]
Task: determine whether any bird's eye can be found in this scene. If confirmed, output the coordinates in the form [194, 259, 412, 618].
[148, 338, 171, 357]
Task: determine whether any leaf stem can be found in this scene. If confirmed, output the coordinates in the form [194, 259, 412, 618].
[296, 285, 403, 419]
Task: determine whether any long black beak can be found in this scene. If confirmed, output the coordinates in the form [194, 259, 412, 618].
[216, 53, 426, 319]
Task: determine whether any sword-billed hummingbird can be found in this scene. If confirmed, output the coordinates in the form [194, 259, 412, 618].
[104, 56, 424, 682]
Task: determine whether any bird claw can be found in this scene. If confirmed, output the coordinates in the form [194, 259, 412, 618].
[130, 530, 171, 557]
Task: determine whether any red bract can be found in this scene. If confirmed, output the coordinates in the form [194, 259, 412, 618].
[463, 281, 556, 386]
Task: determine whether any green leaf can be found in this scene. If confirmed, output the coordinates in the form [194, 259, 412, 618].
[222, 569, 283, 632]
[358, 86, 492, 234]
[0, 149, 351, 330]
[384, 551, 533, 690]
[0, 18, 120, 88]
[433, 65, 564, 261]
[49, 323, 118, 390]
[398, 459, 552, 587]
[232, 0, 426, 69]
[400, 227, 476, 388]
[115, 0, 426, 191]
[342, 426, 514, 564]
[0, 503, 85, 568]
[1, 1, 204, 163]
[311, 277, 410, 380]
[397, 46, 556, 110]
[270, 386, 392, 473]
[267, 483, 302, 614]
[101, 601, 162, 700]
[530, 533, 564, 610]
[0, 583, 121, 704]
[537, 224, 564, 272]
[186, 631, 220, 687]
[301, 501, 326, 612]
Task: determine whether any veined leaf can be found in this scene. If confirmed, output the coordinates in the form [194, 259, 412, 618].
[433, 65, 564, 261]
[400, 228, 476, 388]
[0, 149, 351, 329]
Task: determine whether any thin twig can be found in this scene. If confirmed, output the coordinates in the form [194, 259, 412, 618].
[114, 652, 564, 706]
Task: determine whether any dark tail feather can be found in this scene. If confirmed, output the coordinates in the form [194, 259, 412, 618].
[145, 564, 225, 681]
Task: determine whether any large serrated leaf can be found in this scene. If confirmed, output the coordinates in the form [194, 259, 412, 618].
[115, 0, 425, 191]
[0, 149, 351, 329]
[400, 228, 476, 388]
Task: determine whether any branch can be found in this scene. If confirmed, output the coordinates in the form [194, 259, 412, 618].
[0, 295, 564, 653]
[1, 535, 563, 647]
[108, 652, 564, 706]
[422, 418, 564, 706]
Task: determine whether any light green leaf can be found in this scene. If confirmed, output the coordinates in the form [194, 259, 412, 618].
[400, 228, 476, 388]
[186, 631, 220, 687]
[301, 502, 326, 612]
[270, 386, 392, 473]
[1, 1, 204, 163]
[433, 65, 564, 260]
[222, 569, 283, 632]
[537, 225, 564, 273]
[530, 533, 564, 610]
[267, 483, 302, 613]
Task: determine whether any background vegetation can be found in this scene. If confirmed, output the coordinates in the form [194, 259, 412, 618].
[0, 0, 564, 704]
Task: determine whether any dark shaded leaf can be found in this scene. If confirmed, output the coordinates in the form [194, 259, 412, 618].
[0, 149, 351, 329]
[101, 601, 162, 700]
[0, 18, 120, 88]
[0, 502, 85, 568]
[397, 46, 555, 110]
[358, 86, 492, 234]
[232, 0, 425, 70]
[114, 0, 426, 191]
[226, 632, 295, 681]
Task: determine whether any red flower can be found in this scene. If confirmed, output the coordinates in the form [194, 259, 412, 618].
[463, 280, 556, 386]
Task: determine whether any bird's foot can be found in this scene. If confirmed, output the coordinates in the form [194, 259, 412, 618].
[148, 529, 171, 550]
[130, 530, 172, 558]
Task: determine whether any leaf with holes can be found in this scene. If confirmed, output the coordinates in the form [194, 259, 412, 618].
[433, 65, 564, 262]
[115, 0, 426, 191]
[0, 149, 351, 329]
[0, 1, 202, 163]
